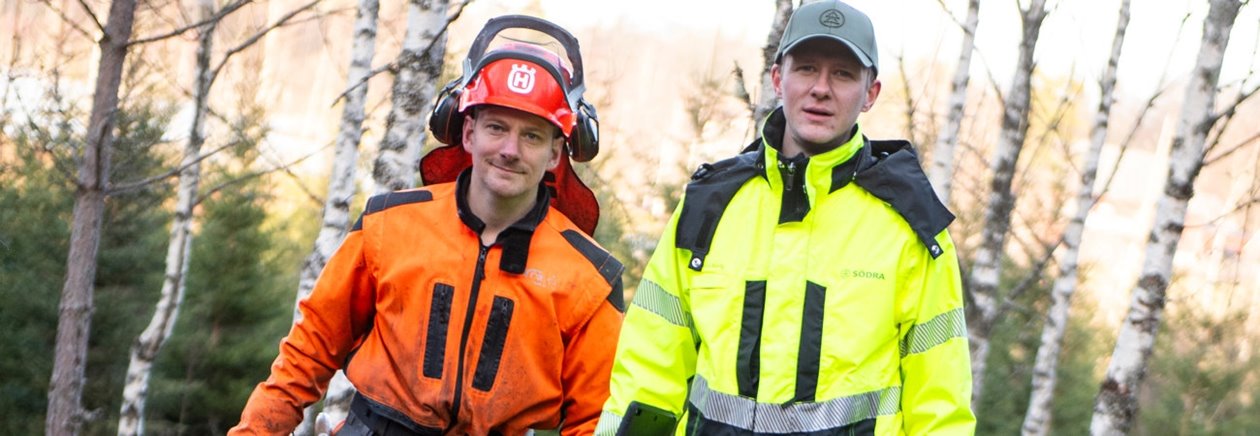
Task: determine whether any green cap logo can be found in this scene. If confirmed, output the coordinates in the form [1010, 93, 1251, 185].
[820, 9, 845, 28]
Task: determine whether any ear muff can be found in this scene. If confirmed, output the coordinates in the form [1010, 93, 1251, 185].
[567, 99, 599, 162]
[428, 81, 465, 145]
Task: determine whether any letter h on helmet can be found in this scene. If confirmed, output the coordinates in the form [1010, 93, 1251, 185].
[428, 15, 600, 163]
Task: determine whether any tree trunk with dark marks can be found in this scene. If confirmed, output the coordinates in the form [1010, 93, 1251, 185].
[116, 2, 217, 434]
[371, 0, 449, 193]
[292, 0, 378, 433]
[1021, 2, 1130, 435]
[752, 0, 792, 125]
[46, 0, 137, 433]
[1090, 0, 1242, 433]
[965, 0, 1047, 412]
[928, 0, 979, 206]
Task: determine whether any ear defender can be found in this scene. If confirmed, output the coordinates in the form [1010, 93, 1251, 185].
[428, 81, 465, 145]
[567, 99, 599, 162]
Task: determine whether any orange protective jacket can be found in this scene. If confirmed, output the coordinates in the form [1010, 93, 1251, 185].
[231, 173, 625, 435]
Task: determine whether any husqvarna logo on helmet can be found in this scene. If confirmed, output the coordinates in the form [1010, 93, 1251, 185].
[508, 63, 536, 94]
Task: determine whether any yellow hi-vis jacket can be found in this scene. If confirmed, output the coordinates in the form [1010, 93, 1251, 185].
[597, 110, 975, 435]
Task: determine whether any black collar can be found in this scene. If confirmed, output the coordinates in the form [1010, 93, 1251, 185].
[756, 107, 867, 193]
[455, 169, 550, 274]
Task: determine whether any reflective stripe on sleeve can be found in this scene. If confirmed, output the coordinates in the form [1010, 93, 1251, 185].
[687, 375, 900, 433]
[900, 307, 967, 358]
[593, 410, 622, 436]
[631, 279, 691, 328]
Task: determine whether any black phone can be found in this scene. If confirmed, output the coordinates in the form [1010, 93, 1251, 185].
[616, 401, 679, 435]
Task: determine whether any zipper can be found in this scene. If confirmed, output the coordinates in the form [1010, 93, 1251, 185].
[781, 160, 798, 192]
[448, 244, 489, 431]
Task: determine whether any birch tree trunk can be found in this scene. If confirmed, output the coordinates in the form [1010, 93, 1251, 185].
[928, 0, 978, 206]
[1090, 1, 1242, 433]
[115, 2, 216, 434]
[965, 0, 1047, 411]
[370, 0, 448, 193]
[752, 0, 792, 124]
[46, 0, 137, 433]
[292, 0, 378, 433]
[1021, 2, 1130, 434]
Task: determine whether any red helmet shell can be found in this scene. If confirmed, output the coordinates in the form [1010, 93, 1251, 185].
[458, 57, 575, 137]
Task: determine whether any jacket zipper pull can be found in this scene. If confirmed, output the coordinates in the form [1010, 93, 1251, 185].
[779, 160, 796, 192]
[477, 245, 488, 279]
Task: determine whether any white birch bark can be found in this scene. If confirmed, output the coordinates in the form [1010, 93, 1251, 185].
[1090, 1, 1242, 433]
[115, 2, 216, 434]
[965, 0, 1047, 411]
[928, 0, 978, 206]
[46, 0, 137, 433]
[752, 0, 792, 125]
[370, 0, 449, 193]
[1021, 1, 1130, 434]
[292, 0, 378, 433]
[294, 0, 377, 332]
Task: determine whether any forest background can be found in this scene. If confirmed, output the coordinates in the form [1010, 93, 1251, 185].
[2, 0, 1260, 434]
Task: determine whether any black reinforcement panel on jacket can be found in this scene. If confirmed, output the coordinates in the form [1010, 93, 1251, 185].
[561, 230, 626, 312]
[353, 190, 435, 231]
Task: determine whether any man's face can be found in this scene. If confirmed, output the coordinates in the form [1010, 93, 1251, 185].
[772, 38, 881, 157]
[462, 105, 563, 203]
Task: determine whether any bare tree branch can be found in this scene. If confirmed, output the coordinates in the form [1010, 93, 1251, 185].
[1093, 10, 1190, 201]
[1203, 82, 1260, 162]
[934, 0, 975, 35]
[194, 144, 324, 206]
[330, 62, 394, 107]
[1186, 195, 1260, 229]
[1094, 83, 1173, 202]
[205, 107, 326, 206]
[1005, 78, 1078, 209]
[37, 0, 97, 41]
[263, 142, 326, 207]
[24, 117, 80, 186]
[107, 141, 237, 194]
[1003, 210, 1066, 309]
[12, 74, 79, 185]
[127, 0, 253, 46]
[207, 0, 323, 88]
[895, 51, 921, 146]
[731, 62, 754, 117]
[977, 49, 1007, 108]
[329, 0, 471, 107]
[75, 0, 108, 35]
[1205, 130, 1260, 167]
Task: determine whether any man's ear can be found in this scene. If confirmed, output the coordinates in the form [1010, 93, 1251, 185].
[461, 113, 476, 152]
[771, 63, 783, 97]
[547, 137, 563, 170]
[862, 78, 882, 112]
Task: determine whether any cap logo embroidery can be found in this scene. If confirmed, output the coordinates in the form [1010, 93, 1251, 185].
[820, 9, 845, 28]
[508, 64, 536, 94]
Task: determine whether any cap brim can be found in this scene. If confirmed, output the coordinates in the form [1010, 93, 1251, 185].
[778, 35, 875, 69]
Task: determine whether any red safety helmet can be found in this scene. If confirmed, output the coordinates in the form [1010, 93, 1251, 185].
[458, 42, 576, 138]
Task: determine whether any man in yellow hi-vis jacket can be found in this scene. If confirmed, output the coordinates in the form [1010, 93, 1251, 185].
[595, 1, 975, 434]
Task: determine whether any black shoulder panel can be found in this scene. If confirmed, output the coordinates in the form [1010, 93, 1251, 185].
[854, 140, 955, 258]
[560, 230, 625, 313]
[352, 190, 434, 231]
[675, 149, 762, 272]
[365, 190, 433, 214]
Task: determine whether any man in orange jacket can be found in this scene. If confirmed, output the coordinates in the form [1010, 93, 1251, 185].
[231, 15, 623, 436]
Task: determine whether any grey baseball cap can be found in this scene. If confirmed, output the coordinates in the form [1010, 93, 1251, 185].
[776, 0, 879, 75]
